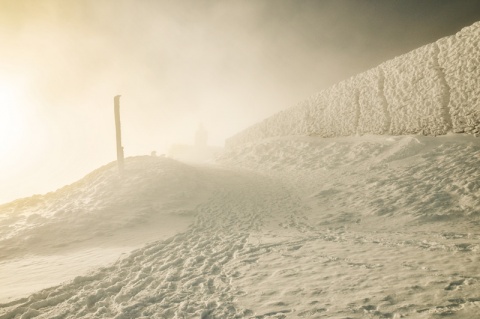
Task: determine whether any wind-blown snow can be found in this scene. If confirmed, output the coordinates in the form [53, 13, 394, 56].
[226, 21, 480, 147]
[0, 156, 216, 301]
[0, 157, 208, 259]
[1, 134, 479, 318]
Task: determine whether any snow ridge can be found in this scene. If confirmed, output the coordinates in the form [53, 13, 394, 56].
[227, 21, 480, 147]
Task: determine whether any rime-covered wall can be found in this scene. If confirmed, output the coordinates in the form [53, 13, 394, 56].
[227, 21, 480, 148]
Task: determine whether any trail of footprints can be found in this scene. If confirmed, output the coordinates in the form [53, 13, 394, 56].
[0, 171, 289, 319]
[0, 229, 254, 318]
[1, 170, 480, 318]
[227, 231, 480, 318]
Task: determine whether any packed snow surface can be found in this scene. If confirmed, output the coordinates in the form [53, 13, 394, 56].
[1, 134, 479, 318]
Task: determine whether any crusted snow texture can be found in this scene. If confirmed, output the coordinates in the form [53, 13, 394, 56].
[227, 21, 480, 148]
[438, 22, 480, 135]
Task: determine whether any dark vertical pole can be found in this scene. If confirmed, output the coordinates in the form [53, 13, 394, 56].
[114, 95, 124, 175]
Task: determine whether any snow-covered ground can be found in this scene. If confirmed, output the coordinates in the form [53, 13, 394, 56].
[1, 134, 479, 318]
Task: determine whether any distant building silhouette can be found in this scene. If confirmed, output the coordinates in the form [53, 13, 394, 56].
[168, 124, 222, 162]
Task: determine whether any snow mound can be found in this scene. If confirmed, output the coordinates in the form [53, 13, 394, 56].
[0, 156, 209, 260]
[227, 21, 480, 147]
[220, 135, 480, 220]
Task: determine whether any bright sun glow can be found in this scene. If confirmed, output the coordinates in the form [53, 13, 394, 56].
[0, 75, 27, 158]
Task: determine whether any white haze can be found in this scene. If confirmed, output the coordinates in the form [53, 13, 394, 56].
[1, 0, 480, 203]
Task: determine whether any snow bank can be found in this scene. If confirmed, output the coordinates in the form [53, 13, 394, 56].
[0, 156, 210, 260]
[227, 21, 480, 147]
[220, 134, 480, 219]
[0, 156, 230, 301]
[2, 135, 480, 318]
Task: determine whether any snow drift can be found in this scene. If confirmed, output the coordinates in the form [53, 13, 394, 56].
[1, 135, 480, 318]
[226, 21, 480, 147]
[0, 156, 211, 260]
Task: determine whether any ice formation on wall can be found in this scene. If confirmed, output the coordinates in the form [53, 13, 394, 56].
[227, 21, 480, 148]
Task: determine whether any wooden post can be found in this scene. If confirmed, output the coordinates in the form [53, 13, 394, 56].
[114, 95, 124, 175]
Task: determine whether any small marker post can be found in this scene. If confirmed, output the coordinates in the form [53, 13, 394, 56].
[114, 95, 124, 175]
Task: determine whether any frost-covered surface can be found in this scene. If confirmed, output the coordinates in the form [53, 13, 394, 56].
[227, 21, 480, 148]
[438, 22, 480, 134]
[0, 156, 208, 260]
[0, 156, 215, 301]
[1, 135, 480, 318]
[382, 43, 451, 135]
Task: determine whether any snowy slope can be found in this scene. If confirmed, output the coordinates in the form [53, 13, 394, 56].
[1, 135, 479, 318]
[0, 156, 209, 259]
[220, 134, 480, 221]
[0, 156, 221, 301]
[227, 21, 480, 147]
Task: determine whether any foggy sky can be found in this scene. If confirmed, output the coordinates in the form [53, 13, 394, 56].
[1, 0, 480, 203]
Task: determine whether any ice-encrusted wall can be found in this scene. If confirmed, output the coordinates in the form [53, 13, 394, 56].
[227, 21, 480, 148]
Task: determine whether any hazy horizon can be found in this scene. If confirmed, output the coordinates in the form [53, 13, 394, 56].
[2, 0, 480, 203]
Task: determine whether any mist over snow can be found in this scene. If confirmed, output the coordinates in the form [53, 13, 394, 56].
[2, 0, 480, 203]
[1, 2, 480, 319]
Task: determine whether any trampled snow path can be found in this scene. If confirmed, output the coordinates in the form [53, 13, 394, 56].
[1, 135, 480, 318]
[0, 168, 304, 318]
